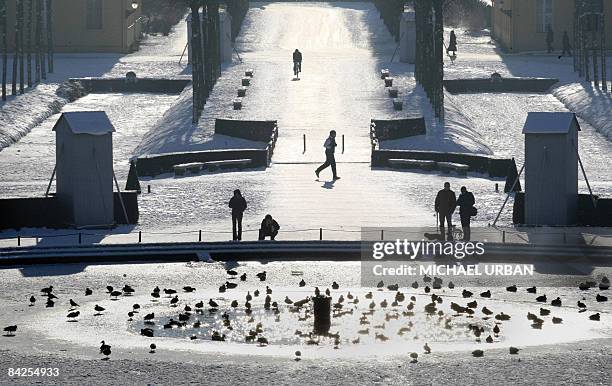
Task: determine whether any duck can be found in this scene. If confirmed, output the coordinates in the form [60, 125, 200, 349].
[46, 299, 55, 308]
[506, 285, 517, 292]
[94, 305, 105, 314]
[482, 307, 493, 316]
[411, 281, 419, 289]
[375, 333, 389, 342]
[29, 296, 35, 306]
[480, 290, 491, 298]
[589, 313, 600, 321]
[152, 286, 160, 294]
[387, 283, 399, 291]
[163, 288, 177, 295]
[170, 296, 179, 306]
[149, 343, 156, 353]
[99, 341, 111, 360]
[424, 286, 431, 293]
[284, 296, 293, 305]
[256, 336, 268, 345]
[122, 285, 135, 294]
[85, 288, 93, 296]
[552, 317, 563, 324]
[106, 286, 114, 294]
[377, 280, 385, 288]
[266, 286, 272, 295]
[325, 288, 331, 296]
[472, 349, 484, 357]
[144, 312, 155, 322]
[357, 328, 370, 335]
[66, 310, 80, 321]
[577, 300, 586, 308]
[225, 281, 238, 289]
[410, 352, 418, 363]
[3, 325, 17, 336]
[535, 295, 547, 303]
[299, 279, 306, 287]
[448, 281, 455, 289]
[596, 294, 608, 302]
[40, 286, 53, 295]
[365, 292, 373, 299]
[485, 335, 493, 343]
[151, 292, 160, 299]
[218, 284, 227, 293]
[540, 308, 551, 316]
[526, 286, 537, 294]
[178, 313, 190, 322]
[424, 342, 431, 354]
[239, 273, 247, 281]
[195, 301, 204, 309]
[527, 312, 537, 321]
[332, 281, 340, 290]
[600, 276, 610, 290]
[183, 286, 196, 293]
[226, 269, 238, 276]
[256, 271, 267, 281]
[209, 299, 219, 308]
[495, 313, 511, 321]
[380, 299, 388, 308]
[140, 328, 154, 337]
[110, 291, 122, 300]
[231, 300, 239, 308]
[462, 289, 473, 298]
[509, 346, 520, 355]
[578, 282, 591, 291]
[551, 297, 562, 307]
[493, 324, 500, 335]
[467, 300, 477, 309]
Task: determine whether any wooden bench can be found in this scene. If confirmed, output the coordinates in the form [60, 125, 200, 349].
[388, 88, 399, 98]
[233, 98, 243, 110]
[237, 87, 247, 97]
[437, 162, 470, 176]
[245, 69, 254, 77]
[389, 158, 436, 171]
[393, 98, 403, 111]
[174, 162, 204, 176]
[384, 77, 394, 87]
[381, 69, 390, 79]
[241, 77, 251, 86]
[202, 159, 252, 171]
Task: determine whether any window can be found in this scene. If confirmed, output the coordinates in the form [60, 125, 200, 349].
[86, 0, 103, 30]
[536, 0, 553, 33]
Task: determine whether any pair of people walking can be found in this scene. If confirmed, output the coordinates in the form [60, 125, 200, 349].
[228, 189, 280, 241]
[435, 182, 476, 241]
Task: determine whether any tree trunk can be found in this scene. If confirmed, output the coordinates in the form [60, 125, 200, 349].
[39, 0, 45, 80]
[12, 0, 18, 95]
[18, 0, 24, 93]
[46, 0, 52, 73]
[34, 0, 40, 83]
[26, 0, 32, 87]
[1, 0, 7, 101]
[190, 2, 203, 123]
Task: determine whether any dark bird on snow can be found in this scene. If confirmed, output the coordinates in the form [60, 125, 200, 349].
[266, 286, 272, 295]
[170, 296, 179, 306]
[47, 293, 58, 300]
[365, 292, 373, 299]
[577, 300, 586, 308]
[227, 269, 238, 276]
[153, 286, 160, 293]
[480, 290, 491, 298]
[509, 347, 519, 355]
[67, 311, 80, 320]
[149, 343, 156, 353]
[46, 299, 55, 308]
[70, 299, 79, 308]
[144, 312, 155, 321]
[540, 308, 551, 316]
[164, 288, 177, 295]
[551, 297, 562, 307]
[212, 331, 226, 341]
[178, 313, 190, 322]
[600, 276, 610, 290]
[209, 299, 219, 308]
[377, 280, 385, 288]
[246, 292, 252, 302]
[106, 286, 114, 293]
[596, 294, 608, 302]
[467, 300, 477, 309]
[589, 313, 600, 321]
[231, 300, 239, 308]
[122, 285, 135, 294]
[3, 325, 17, 336]
[506, 285, 517, 292]
[472, 349, 484, 357]
[423, 342, 431, 354]
[256, 271, 267, 281]
[411, 281, 418, 289]
[183, 286, 196, 293]
[225, 281, 238, 289]
[151, 292, 160, 299]
[424, 286, 431, 293]
[493, 324, 500, 335]
[133, 304, 141, 312]
[94, 305, 105, 314]
[84, 288, 93, 296]
[141, 328, 154, 337]
[29, 296, 35, 306]
[195, 301, 204, 309]
[240, 273, 247, 281]
[462, 290, 473, 298]
[40, 286, 53, 295]
[552, 317, 563, 324]
[100, 346, 111, 360]
[299, 279, 306, 287]
[325, 288, 331, 296]
[254, 289, 260, 297]
[485, 335, 493, 343]
[448, 281, 455, 289]
[526, 286, 537, 294]
[536, 295, 547, 303]
[285, 296, 293, 305]
[387, 284, 399, 291]
[110, 291, 122, 299]
[578, 282, 590, 291]
[332, 281, 339, 290]
[482, 307, 493, 316]
[219, 284, 227, 293]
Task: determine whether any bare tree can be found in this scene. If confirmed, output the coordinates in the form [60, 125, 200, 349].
[18, 0, 24, 93]
[46, 0, 52, 73]
[1, 0, 7, 100]
[12, 0, 19, 95]
[27, 0, 32, 87]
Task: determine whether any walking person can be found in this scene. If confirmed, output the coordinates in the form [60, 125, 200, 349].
[435, 182, 456, 239]
[447, 30, 458, 56]
[558, 31, 572, 58]
[456, 186, 475, 241]
[293, 49, 302, 78]
[229, 189, 247, 241]
[258, 214, 280, 240]
[546, 25, 554, 54]
[315, 130, 340, 180]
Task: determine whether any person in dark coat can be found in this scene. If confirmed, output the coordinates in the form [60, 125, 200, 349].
[447, 30, 458, 55]
[559, 31, 572, 58]
[435, 182, 456, 238]
[546, 25, 554, 53]
[456, 186, 475, 241]
[293, 49, 302, 77]
[258, 214, 280, 240]
[315, 130, 340, 180]
[229, 189, 247, 241]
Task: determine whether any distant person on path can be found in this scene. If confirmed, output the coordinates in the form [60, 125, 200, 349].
[559, 31, 572, 58]
[229, 189, 247, 241]
[293, 49, 302, 78]
[546, 25, 554, 54]
[258, 214, 280, 240]
[447, 30, 458, 56]
[456, 186, 475, 241]
[315, 130, 340, 180]
[435, 182, 456, 239]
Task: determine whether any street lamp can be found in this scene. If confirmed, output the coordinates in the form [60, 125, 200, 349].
[131, 1, 139, 10]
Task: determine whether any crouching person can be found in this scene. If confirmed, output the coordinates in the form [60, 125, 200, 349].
[259, 214, 280, 240]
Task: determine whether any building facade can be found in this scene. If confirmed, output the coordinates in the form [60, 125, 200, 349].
[6, 0, 143, 53]
[491, 0, 612, 52]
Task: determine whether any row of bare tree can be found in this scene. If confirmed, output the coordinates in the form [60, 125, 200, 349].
[1, 0, 54, 101]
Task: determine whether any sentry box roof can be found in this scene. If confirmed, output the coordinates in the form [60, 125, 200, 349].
[53, 111, 115, 135]
[522, 112, 581, 134]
